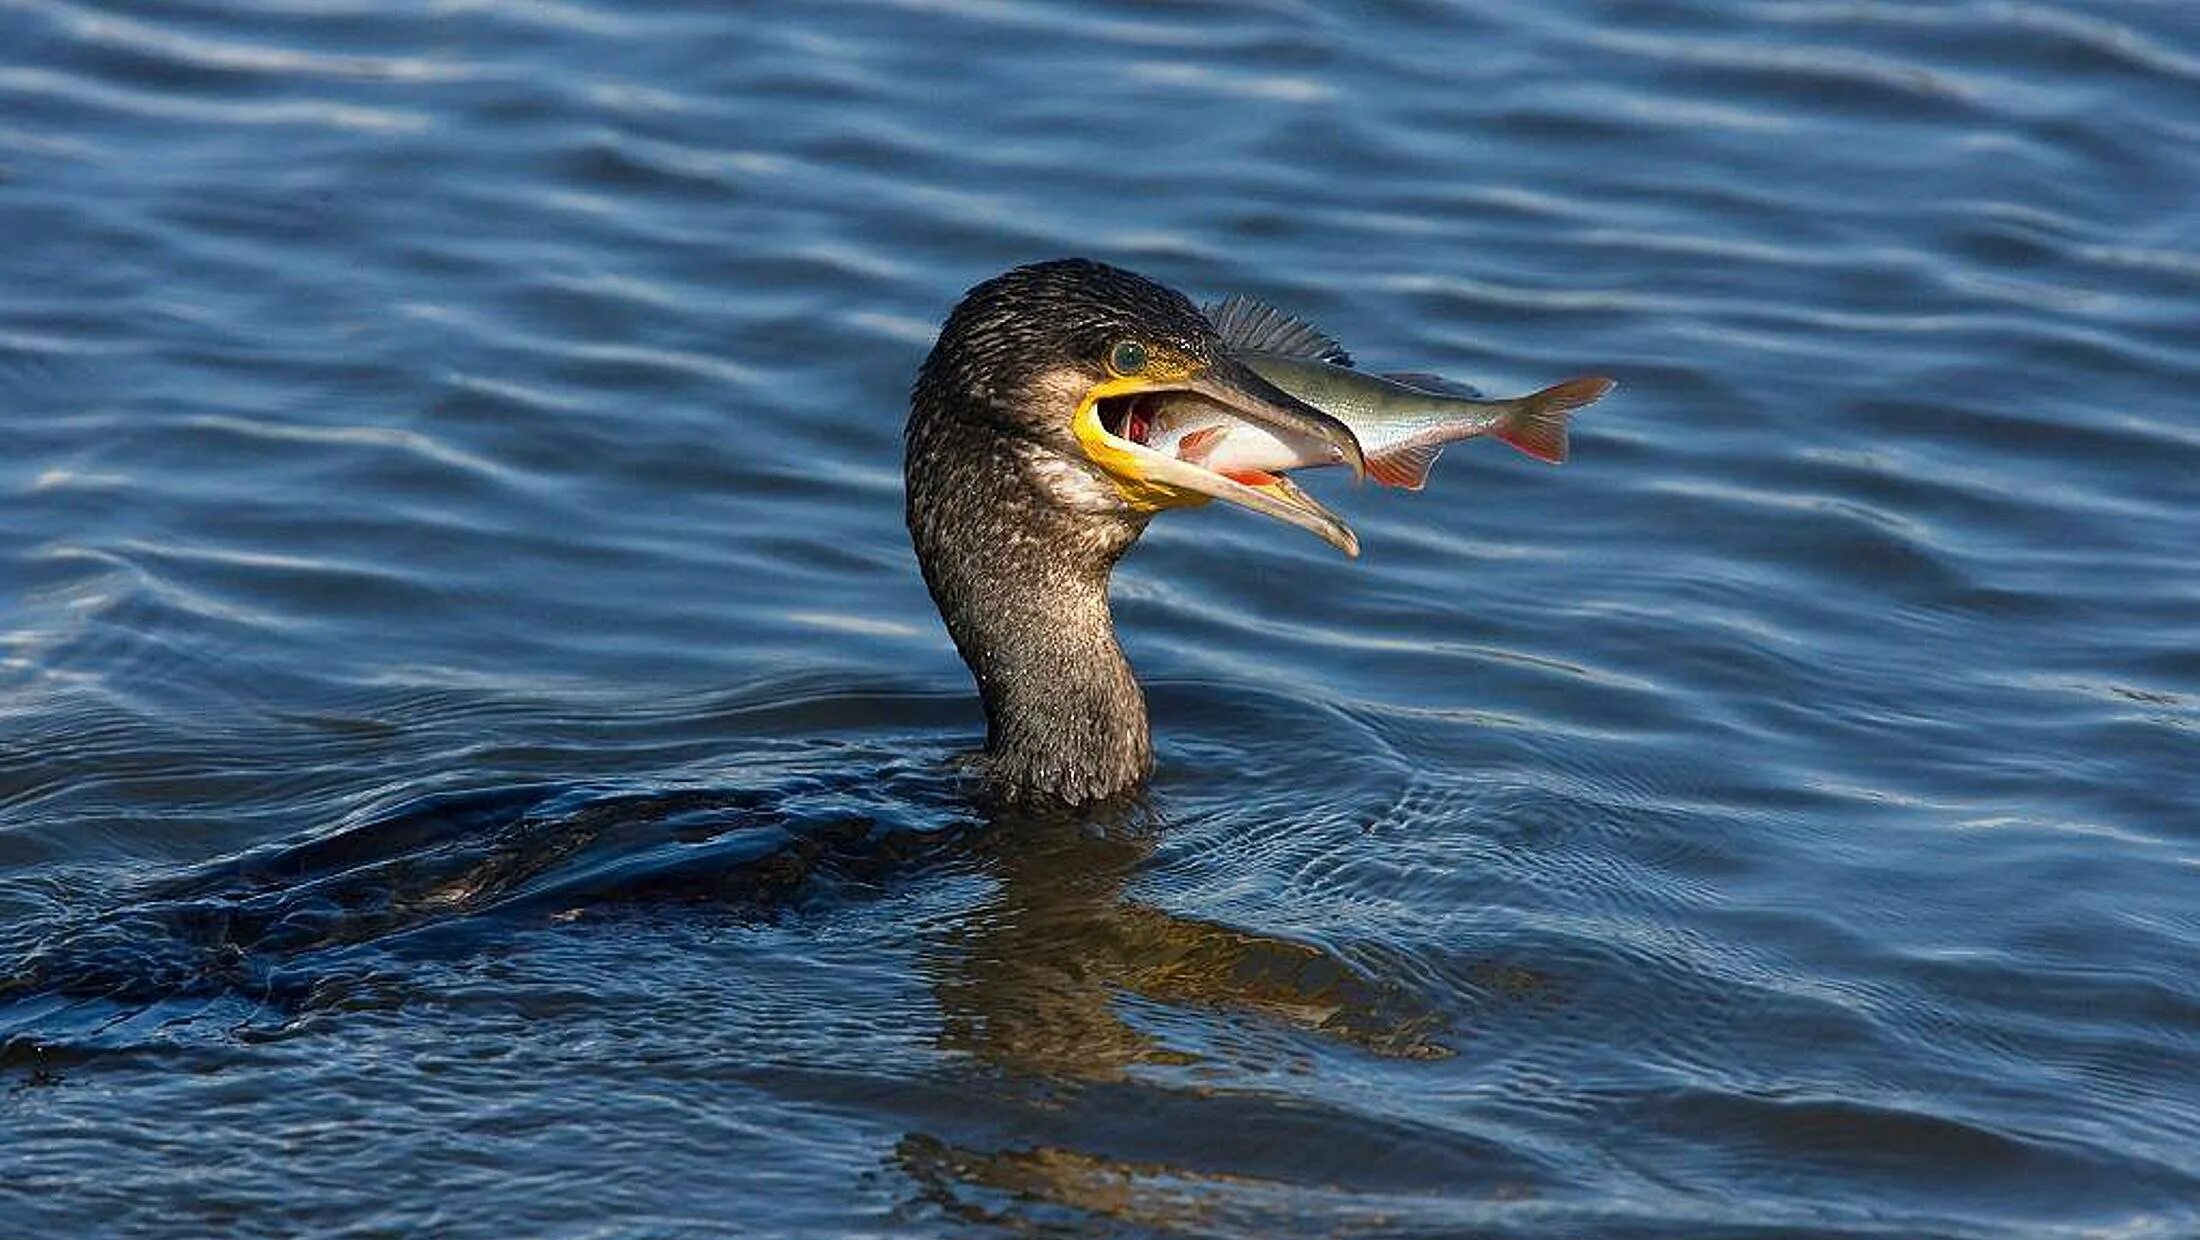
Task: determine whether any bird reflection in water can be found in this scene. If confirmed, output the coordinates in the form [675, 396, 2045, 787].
[927, 805, 1449, 1077]
[900, 800, 1453, 1228]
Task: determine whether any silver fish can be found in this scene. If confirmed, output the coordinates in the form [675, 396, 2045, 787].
[1130, 296, 1614, 489]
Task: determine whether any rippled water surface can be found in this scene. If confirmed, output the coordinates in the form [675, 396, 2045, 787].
[4, 1, 2197, 1235]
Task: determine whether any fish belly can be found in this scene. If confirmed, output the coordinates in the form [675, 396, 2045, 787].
[1200, 423, 1338, 475]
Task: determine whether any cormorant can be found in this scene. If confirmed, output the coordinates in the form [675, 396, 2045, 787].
[906, 259, 1366, 806]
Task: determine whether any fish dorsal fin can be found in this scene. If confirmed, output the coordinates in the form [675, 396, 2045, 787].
[1204, 295, 1353, 366]
[1366, 442, 1445, 491]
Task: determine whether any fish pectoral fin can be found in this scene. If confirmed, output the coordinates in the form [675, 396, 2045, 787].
[1367, 443, 1444, 490]
[1177, 425, 1228, 464]
[1495, 376, 1615, 465]
[1203, 295, 1354, 366]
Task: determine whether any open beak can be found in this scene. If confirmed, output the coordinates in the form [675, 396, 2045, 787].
[1071, 355, 1364, 557]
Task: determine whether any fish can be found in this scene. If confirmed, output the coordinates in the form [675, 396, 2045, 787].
[1130, 295, 1614, 490]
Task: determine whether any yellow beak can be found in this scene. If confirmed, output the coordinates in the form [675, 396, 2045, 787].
[1070, 357, 1365, 557]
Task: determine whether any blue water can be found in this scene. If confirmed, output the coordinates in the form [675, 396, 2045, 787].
[3, 1, 2196, 1235]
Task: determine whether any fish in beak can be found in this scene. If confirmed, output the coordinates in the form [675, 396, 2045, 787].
[1072, 353, 1366, 557]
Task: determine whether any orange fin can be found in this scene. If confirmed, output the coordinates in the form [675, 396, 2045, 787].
[1496, 376, 1614, 465]
[1177, 425, 1227, 464]
[1366, 443, 1444, 490]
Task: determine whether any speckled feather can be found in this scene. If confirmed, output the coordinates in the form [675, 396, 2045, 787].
[904, 259, 1232, 805]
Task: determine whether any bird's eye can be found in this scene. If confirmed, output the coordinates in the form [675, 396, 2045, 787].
[1109, 340, 1148, 376]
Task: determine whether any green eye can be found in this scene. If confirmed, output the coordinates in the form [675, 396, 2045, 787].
[1109, 340, 1148, 375]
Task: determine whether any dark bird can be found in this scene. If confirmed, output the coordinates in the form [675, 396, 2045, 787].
[906, 259, 1367, 806]
[0, 259, 1395, 1035]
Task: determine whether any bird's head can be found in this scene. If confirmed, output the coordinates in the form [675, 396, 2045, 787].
[911, 258, 1362, 555]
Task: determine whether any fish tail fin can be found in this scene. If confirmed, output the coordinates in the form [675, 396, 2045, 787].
[1496, 376, 1614, 464]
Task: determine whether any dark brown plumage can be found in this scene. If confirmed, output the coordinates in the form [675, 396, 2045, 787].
[904, 259, 1229, 805]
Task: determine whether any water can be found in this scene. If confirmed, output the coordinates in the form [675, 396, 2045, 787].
[3, 0, 2195, 1234]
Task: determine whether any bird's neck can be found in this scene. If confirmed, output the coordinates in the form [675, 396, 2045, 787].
[961, 563, 1151, 805]
[907, 417, 1153, 804]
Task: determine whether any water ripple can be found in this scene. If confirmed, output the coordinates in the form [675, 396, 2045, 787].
[4, 0, 2197, 1234]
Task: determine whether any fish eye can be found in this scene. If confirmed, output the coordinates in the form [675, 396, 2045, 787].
[1108, 340, 1148, 376]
